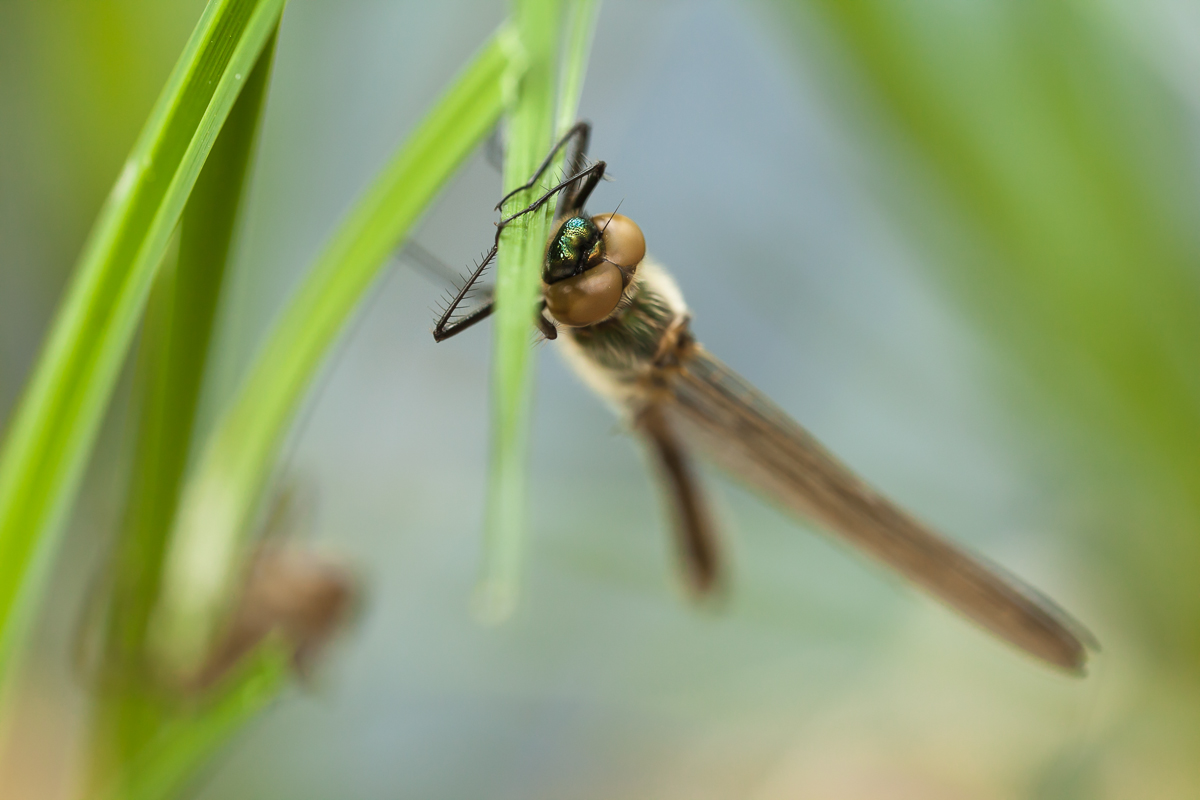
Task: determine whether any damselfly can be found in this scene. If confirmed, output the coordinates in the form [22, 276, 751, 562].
[432, 123, 1095, 673]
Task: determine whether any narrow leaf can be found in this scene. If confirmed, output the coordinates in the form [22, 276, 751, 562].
[478, 0, 597, 621]
[90, 28, 279, 782]
[0, 0, 287, 692]
[93, 642, 290, 800]
[151, 29, 512, 673]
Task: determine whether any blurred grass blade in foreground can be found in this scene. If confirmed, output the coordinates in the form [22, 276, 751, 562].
[0, 0, 287, 697]
[87, 28, 280, 795]
[150, 28, 513, 677]
[108, 539, 355, 800]
[478, 0, 599, 622]
[93, 643, 292, 800]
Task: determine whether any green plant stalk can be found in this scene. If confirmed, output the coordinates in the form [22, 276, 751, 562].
[151, 30, 513, 674]
[556, 0, 600, 136]
[91, 29, 278, 783]
[0, 0, 287, 697]
[477, 0, 596, 621]
[92, 641, 291, 800]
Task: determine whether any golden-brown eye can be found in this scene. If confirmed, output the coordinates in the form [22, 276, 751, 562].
[591, 213, 645, 274]
[544, 261, 624, 327]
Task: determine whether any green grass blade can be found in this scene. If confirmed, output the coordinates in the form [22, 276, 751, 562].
[556, 0, 600, 136]
[0, 0, 287, 694]
[477, 0, 597, 622]
[151, 30, 513, 674]
[91, 30, 279, 781]
[93, 642, 291, 800]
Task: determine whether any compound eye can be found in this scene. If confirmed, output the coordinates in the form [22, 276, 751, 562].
[591, 213, 645, 272]
[544, 262, 624, 327]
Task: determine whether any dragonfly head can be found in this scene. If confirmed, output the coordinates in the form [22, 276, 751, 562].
[543, 213, 645, 327]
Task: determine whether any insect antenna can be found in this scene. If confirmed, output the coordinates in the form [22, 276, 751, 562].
[598, 199, 624, 239]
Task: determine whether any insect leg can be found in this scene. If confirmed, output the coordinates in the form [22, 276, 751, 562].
[433, 244, 497, 342]
[432, 128, 603, 343]
[430, 160, 601, 343]
[494, 120, 592, 211]
[556, 121, 598, 214]
[534, 298, 558, 340]
[638, 404, 723, 596]
[498, 161, 606, 229]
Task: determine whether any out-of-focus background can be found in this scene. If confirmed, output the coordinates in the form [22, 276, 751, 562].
[2, 0, 1199, 797]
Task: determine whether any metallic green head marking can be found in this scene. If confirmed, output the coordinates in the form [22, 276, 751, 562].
[544, 216, 603, 284]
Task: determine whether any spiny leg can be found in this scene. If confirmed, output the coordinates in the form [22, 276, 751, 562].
[555, 120, 597, 215]
[432, 245, 497, 342]
[494, 120, 592, 212]
[433, 136, 606, 343]
[433, 298, 495, 343]
[498, 160, 606, 229]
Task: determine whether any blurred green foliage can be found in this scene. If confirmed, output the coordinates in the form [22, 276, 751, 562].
[762, 0, 1200, 794]
[764, 0, 1200, 660]
[0, 2, 195, 432]
[0, 0, 287, 689]
[150, 22, 511, 680]
[91, 24, 279, 793]
[3, 0, 597, 796]
[1, 0, 1199, 798]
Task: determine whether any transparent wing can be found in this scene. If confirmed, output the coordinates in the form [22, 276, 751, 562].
[661, 345, 1094, 672]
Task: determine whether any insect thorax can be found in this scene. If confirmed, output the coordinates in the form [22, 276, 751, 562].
[559, 258, 688, 386]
